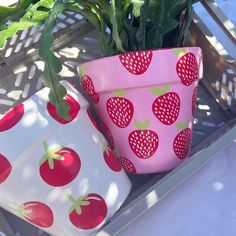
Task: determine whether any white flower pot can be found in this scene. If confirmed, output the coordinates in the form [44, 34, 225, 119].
[0, 81, 131, 236]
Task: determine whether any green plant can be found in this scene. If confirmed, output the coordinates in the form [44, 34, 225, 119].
[0, 0, 199, 119]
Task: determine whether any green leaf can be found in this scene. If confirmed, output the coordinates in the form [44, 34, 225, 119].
[39, 0, 71, 121]
[0, 20, 35, 48]
[136, 1, 147, 50]
[110, 0, 124, 53]
[0, 6, 18, 22]
[0, 0, 54, 48]
[146, 0, 180, 49]
[131, 0, 144, 17]
[0, 0, 33, 23]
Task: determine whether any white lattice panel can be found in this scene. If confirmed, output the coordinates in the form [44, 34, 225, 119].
[0, 29, 101, 115]
[0, 12, 89, 64]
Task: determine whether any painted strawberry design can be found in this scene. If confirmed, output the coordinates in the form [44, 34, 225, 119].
[173, 121, 192, 159]
[100, 121, 114, 149]
[39, 142, 81, 187]
[80, 75, 100, 103]
[107, 90, 134, 128]
[17, 201, 54, 228]
[192, 86, 198, 116]
[129, 120, 159, 159]
[47, 94, 80, 124]
[119, 50, 153, 75]
[151, 84, 180, 125]
[87, 109, 100, 131]
[118, 157, 136, 174]
[68, 193, 107, 230]
[175, 49, 199, 86]
[0, 103, 24, 132]
[0, 154, 12, 184]
[97, 135, 121, 172]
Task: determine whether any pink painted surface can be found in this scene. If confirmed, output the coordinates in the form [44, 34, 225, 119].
[79, 47, 203, 174]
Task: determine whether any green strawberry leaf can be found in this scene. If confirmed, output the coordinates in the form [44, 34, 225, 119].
[69, 205, 75, 215]
[67, 194, 89, 215]
[23, 209, 33, 216]
[77, 195, 88, 203]
[39, 154, 49, 166]
[48, 157, 54, 170]
[151, 84, 170, 96]
[80, 200, 90, 206]
[40, 141, 63, 169]
[54, 155, 65, 161]
[112, 89, 125, 97]
[75, 206, 82, 215]
[176, 120, 189, 130]
[17, 204, 32, 218]
[173, 48, 188, 57]
[134, 120, 151, 130]
[74, 200, 90, 215]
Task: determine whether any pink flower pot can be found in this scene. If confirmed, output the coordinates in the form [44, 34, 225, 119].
[79, 47, 203, 174]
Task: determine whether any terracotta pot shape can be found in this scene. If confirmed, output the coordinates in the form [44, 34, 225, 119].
[0, 81, 131, 236]
[79, 47, 203, 174]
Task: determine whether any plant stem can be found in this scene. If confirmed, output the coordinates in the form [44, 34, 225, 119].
[110, 0, 124, 53]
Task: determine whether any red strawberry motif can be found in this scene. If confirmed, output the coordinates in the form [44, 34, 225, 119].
[0, 154, 12, 184]
[47, 94, 80, 124]
[0, 103, 24, 132]
[192, 86, 198, 116]
[97, 135, 121, 172]
[39, 142, 81, 187]
[151, 85, 180, 125]
[129, 120, 159, 159]
[17, 201, 54, 228]
[87, 109, 100, 131]
[175, 50, 199, 86]
[100, 121, 114, 149]
[173, 121, 192, 159]
[119, 50, 153, 75]
[107, 90, 134, 128]
[68, 193, 107, 230]
[80, 75, 100, 103]
[118, 157, 136, 174]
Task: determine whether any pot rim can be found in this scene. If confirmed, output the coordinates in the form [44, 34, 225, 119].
[80, 46, 202, 67]
[78, 47, 203, 93]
